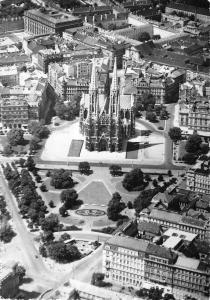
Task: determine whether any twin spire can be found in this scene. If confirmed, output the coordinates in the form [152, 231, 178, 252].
[89, 57, 118, 92]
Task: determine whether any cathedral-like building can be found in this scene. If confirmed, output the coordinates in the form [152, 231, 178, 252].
[79, 58, 135, 152]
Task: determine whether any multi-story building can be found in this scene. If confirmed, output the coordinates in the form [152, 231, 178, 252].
[165, 3, 210, 23]
[0, 262, 20, 299]
[178, 98, 210, 136]
[187, 161, 210, 195]
[72, 6, 112, 19]
[0, 97, 29, 132]
[103, 235, 149, 287]
[103, 235, 210, 300]
[0, 76, 48, 131]
[113, 24, 153, 41]
[24, 8, 82, 36]
[139, 208, 209, 240]
[48, 57, 110, 102]
[0, 66, 19, 86]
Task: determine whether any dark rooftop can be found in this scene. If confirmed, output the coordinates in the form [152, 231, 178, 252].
[146, 243, 177, 261]
[167, 3, 210, 17]
[138, 221, 161, 235]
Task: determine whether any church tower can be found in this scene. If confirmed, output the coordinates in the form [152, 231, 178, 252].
[86, 59, 98, 150]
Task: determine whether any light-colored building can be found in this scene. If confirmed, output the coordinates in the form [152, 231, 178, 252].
[187, 161, 210, 195]
[47, 279, 140, 300]
[139, 208, 209, 240]
[113, 24, 153, 41]
[24, 8, 82, 36]
[0, 66, 19, 86]
[48, 57, 110, 102]
[103, 235, 210, 300]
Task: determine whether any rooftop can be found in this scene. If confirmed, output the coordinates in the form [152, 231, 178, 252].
[106, 235, 149, 253]
[138, 221, 161, 235]
[163, 228, 197, 242]
[175, 256, 200, 271]
[146, 243, 177, 261]
[25, 9, 80, 24]
[162, 236, 182, 249]
[167, 3, 210, 17]
[0, 264, 12, 282]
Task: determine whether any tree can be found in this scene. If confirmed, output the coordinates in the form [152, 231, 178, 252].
[14, 265, 26, 282]
[7, 129, 24, 146]
[91, 272, 105, 286]
[107, 192, 125, 221]
[146, 111, 157, 122]
[144, 174, 151, 182]
[3, 144, 13, 156]
[40, 183, 47, 192]
[59, 233, 71, 242]
[185, 133, 202, 153]
[167, 170, 172, 177]
[133, 189, 157, 213]
[158, 174, 164, 181]
[47, 241, 80, 263]
[39, 244, 47, 257]
[25, 156, 36, 171]
[19, 158, 26, 168]
[29, 136, 40, 152]
[138, 31, 150, 42]
[148, 287, 163, 300]
[200, 143, 209, 154]
[78, 161, 90, 175]
[49, 200, 54, 208]
[109, 165, 122, 176]
[59, 205, 68, 217]
[28, 121, 50, 139]
[60, 189, 79, 209]
[182, 153, 197, 164]
[153, 179, 158, 187]
[127, 201, 133, 209]
[163, 294, 175, 300]
[168, 127, 182, 142]
[122, 168, 145, 191]
[168, 196, 181, 212]
[141, 94, 155, 110]
[50, 169, 74, 189]
[41, 213, 60, 232]
[0, 222, 16, 243]
[41, 231, 55, 244]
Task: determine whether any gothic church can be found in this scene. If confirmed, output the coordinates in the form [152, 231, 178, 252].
[79, 58, 135, 152]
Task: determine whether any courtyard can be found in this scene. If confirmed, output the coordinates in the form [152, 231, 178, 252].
[41, 121, 165, 165]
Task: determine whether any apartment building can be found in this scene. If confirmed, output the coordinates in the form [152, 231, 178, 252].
[139, 208, 208, 240]
[187, 161, 210, 195]
[103, 235, 210, 300]
[0, 66, 19, 86]
[48, 57, 109, 102]
[24, 8, 82, 36]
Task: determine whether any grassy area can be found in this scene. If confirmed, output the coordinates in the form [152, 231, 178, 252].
[79, 181, 111, 206]
[68, 139, 83, 157]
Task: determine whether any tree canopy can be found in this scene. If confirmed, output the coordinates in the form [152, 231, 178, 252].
[28, 121, 50, 139]
[107, 192, 125, 221]
[168, 127, 182, 142]
[50, 169, 74, 189]
[122, 168, 145, 191]
[185, 133, 202, 153]
[60, 189, 79, 209]
[7, 129, 24, 146]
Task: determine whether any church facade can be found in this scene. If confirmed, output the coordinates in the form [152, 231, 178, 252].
[79, 58, 135, 152]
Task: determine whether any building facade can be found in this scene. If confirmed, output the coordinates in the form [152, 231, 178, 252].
[103, 235, 210, 300]
[187, 161, 210, 195]
[79, 58, 135, 152]
[0, 66, 19, 86]
[139, 209, 209, 240]
[24, 8, 82, 36]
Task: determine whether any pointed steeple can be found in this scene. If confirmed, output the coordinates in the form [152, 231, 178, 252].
[111, 57, 118, 91]
[89, 58, 97, 92]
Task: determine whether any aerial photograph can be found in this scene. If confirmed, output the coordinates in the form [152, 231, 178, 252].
[0, 0, 209, 299]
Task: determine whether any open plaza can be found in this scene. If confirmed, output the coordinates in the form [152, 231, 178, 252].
[41, 121, 165, 165]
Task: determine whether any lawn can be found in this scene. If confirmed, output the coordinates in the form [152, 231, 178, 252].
[126, 142, 140, 159]
[68, 139, 84, 157]
[78, 181, 111, 206]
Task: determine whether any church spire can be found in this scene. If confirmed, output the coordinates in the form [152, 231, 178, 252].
[111, 57, 118, 91]
[89, 58, 97, 92]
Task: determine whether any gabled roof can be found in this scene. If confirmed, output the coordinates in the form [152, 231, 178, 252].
[138, 221, 161, 235]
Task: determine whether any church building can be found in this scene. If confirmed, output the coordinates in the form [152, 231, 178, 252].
[79, 58, 135, 152]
